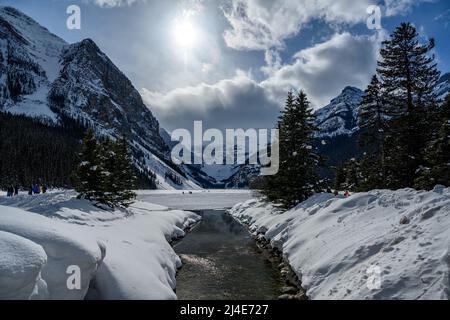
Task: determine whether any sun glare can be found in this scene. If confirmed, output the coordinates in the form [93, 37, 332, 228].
[173, 19, 198, 48]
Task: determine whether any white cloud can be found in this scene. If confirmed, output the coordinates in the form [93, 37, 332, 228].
[222, 0, 430, 51]
[261, 32, 383, 107]
[142, 32, 383, 132]
[261, 49, 282, 75]
[384, 0, 435, 16]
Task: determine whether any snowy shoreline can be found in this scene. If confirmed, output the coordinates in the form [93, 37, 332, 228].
[0, 191, 200, 300]
[229, 187, 450, 300]
[2, 187, 449, 300]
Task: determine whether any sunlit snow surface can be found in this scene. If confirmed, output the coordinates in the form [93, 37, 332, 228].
[230, 187, 450, 300]
[137, 189, 253, 210]
[0, 190, 201, 300]
[0, 189, 251, 299]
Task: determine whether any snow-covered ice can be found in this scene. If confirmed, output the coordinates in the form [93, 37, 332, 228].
[0, 191, 200, 300]
[230, 187, 450, 300]
[137, 189, 254, 210]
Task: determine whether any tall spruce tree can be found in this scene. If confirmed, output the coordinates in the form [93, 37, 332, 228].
[73, 131, 136, 208]
[72, 129, 105, 201]
[262, 90, 320, 208]
[377, 22, 440, 188]
[335, 22, 442, 192]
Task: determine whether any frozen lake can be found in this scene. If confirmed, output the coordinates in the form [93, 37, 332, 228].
[137, 190, 255, 211]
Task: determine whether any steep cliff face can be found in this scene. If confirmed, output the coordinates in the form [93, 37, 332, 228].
[48, 39, 167, 155]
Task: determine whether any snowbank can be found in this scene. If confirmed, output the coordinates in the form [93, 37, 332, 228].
[0, 231, 48, 299]
[230, 187, 450, 300]
[0, 192, 200, 300]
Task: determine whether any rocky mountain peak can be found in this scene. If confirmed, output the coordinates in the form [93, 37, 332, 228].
[314, 86, 364, 138]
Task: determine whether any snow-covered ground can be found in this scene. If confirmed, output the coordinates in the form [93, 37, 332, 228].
[137, 189, 254, 210]
[0, 191, 200, 300]
[230, 186, 450, 300]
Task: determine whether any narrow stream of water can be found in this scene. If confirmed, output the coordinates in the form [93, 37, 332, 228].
[174, 210, 284, 300]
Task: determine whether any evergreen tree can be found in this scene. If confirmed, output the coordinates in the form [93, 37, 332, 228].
[97, 139, 116, 206]
[414, 95, 450, 189]
[262, 90, 321, 208]
[377, 22, 440, 188]
[72, 129, 105, 202]
[334, 163, 346, 191]
[357, 153, 378, 191]
[73, 132, 137, 208]
[343, 158, 361, 191]
[109, 136, 137, 207]
[358, 75, 386, 189]
[0, 113, 85, 189]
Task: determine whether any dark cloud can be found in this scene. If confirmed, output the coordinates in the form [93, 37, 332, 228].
[142, 71, 280, 132]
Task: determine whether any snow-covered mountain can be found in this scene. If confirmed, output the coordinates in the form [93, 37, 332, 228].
[182, 147, 260, 189]
[0, 6, 200, 190]
[314, 86, 364, 138]
[315, 74, 450, 140]
[0, 7, 64, 122]
[313, 74, 450, 180]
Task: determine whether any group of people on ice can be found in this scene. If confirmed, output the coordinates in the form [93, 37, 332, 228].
[28, 183, 47, 195]
[5, 183, 48, 197]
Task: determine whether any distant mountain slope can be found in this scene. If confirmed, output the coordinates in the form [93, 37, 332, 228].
[436, 72, 450, 101]
[312, 87, 365, 181]
[201, 76, 449, 187]
[314, 86, 364, 138]
[315, 74, 449, 140]
[0, 6, 200, 190]
[313, 73, 450, 180]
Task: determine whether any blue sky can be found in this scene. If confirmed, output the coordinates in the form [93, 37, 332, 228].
[1, 0, 449, 131]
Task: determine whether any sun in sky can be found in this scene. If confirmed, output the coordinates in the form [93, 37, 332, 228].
[173, 17, 199, 49]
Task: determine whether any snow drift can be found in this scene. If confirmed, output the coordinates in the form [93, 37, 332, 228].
[0, 230, 48, 299]
[230, 187, 450, 300]
[0, 191, 200, 300]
